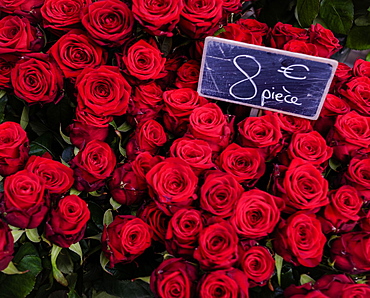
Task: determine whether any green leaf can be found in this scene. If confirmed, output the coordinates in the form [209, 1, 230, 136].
[92, 290, 119, 298]
[26, 228, 41, 243]
[69, 243, 83, 265]
[70, 188, 82, 196]
[88, 202, 105, 231]
[295, 0, 320, 28]
[355, 14, 370, 26]
[366, 52, 370, 61]
[1, 261, 28, 275]
[300, 274, 315, 285]
[29, 132, 54, 157]
[60, 124, 72, 145]
[275, 253, 284, 287]
[0, 92, 8, 124]
[116, 122, 132, 133]
[346, 25, 370, 49]
[100, 252, 110, 274]
[11, 229, 25, 243]
[320, 0, 354, 35]
[110, 198, 122, 211]
[51, 245, 68, 286]
[103, 210, 114, 226]
[20, 105, 29, 130]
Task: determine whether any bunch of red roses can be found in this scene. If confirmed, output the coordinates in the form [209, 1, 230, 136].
[1, 0, 370, 297]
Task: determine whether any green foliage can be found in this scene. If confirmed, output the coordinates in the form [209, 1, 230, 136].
[320, 0, 354, 35]
[346, 25, 370, 49]
[295, 0, 320, 28]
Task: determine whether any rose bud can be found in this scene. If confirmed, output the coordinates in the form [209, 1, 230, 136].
[174, 60, 200, 90]
[343, 157, 370, 202]
[268, 22, 308, 49]
[146, 157, 198, 216]
[135, 119, 167, 158]
[70, 140, 116, 192]
[237, 18, 269, 40]
[0, 121, 29, 176]
[102, 215, 152, 266]
[2, 170, 48, 229]
[200, 170, 243, 218]
[0, 54, 19, 90]
[241, 246, 275, 287]
[230, 189, 284, 239]
[308, 24, 341, 58]
[45, 195, 90, 248]
[314, 274, 355, 297]
[283, 40, 318, 56]
[165, 208, 204, 259]
[150, 258, 198, 298]
[353, 59, 370, 78]
[194, 220, 238, 270]
[198, 268, 249, 298]
[0, 219, 14, 271]
[219, 23, 263, 45]
[274, 212, 326, 268]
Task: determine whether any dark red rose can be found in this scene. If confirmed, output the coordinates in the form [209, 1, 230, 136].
[341, 284, 370, 297]
[146, 158, 198, 215]
[319, 185, 362, 234]
[343, 157, 370, 202]
[353, 59, 370, 78]
[2, 170, 48, 229]
[174, 60, 200, 90]
[237, 113, 283, 160]
[274, 212, 326, 267]
[219, 24, 263, 45]
[121, 39, 166, 81]
[285, 283, 327, 298]
[150, 258, 198, 298]
[137, 120, 167, 154]
[218, 143, 265, 187]
[25, 155, 74, 194]
[132, 0, 183, 37]
[200, 170, 243, 218]
[339, 76, 370, 116]
[360, 208, 370, 231]
[222, 0, 242, 13]
[102, 215, 152, 266]
[273, 158, 328, 213]
[45, 195, 90, 248]
[237, 18, 269, 41]
[241, 246, 275, 287]
[0, 15, 44, 54]
[268, 22, 308, 49]
[48, 30, 107, 80]
[11, 54, 64, 105]
[0, 220, 14, 271]
[330, 62, 353, 93]
[132, 152, 164, 183]
[70, 140, 116, 192]
[194, 220, 238, 270]
[68, 120, 109, 150]
[330, 232, 370, 274]
[0, 121, 29, 176]
[81, 0, 134, 47]
[198, 268, 249, 298]
[166, 208, 204, 258]
[137, 201, 170, 244]
[231, 189, 284, 239]
[0, 54, 18, 89]
[283, 40, 318, 56]
[179, 0, 223, 39]
[0, 0, 43, 20]
[308, 24, 341, 58]
[314, 274, 355, 297]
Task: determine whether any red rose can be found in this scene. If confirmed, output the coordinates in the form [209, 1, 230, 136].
[150, 258, 198, 298]
[102, 215, 152, 266]
[25, 155, 74, 194]
[314, 274, 355, 297]
[174, 60, 200, 90]
[285, 283, 326, 298]
[146, 158, 198, 215]
[68, 120, 109, 149]
[222, 0, 242, 13]
[268, 22, 308, 49]
[353, 59, 370, 78]
[137, 120, 167, 154]
[271, 112, 313, 138]
[308, 24, 341, 58]
[341, 284, 370, 297]
[11, 54, 64, 105]
[166, 208, 204, 258]
[218, 143, 265, 187]
[0, 54, 18, 89]
[45, 195, 90, 248]
[81, 0, 134, 47]
[48, 30, 107, 80]
[179, 0, 223, 39]
[343, 157, 370, 201]
[132, 0, 183, 37]
[274, 212, 326, 267]
[121, 39, 166, 81]
[0, 121, 29, 176]
[198, 268, 249, 298]
[70, 140, 116, 192]
[339, 76, 370, 116]
[330, 62, 352, 93]
[0, 0, 43, 20]
[283, 40, 318, 56]
[0, 220, 14, 271]
[2, 170, 48, 229]
[273, 158, 328, 213]
[132, 152, 164, 183]
[219, 24, 263, 45]
[0, 15, 44, 54]
[241, 246, 275, 287]
[200, 170, 243, 218]
[237, 19, 269, 40]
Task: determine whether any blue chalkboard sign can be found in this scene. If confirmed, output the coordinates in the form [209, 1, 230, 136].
[198, 37, 338, 120]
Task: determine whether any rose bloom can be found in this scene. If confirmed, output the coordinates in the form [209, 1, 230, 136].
[268, 22, 308, 49]
[222, 0, 242, 13]
[285, 283, 326, 298]
[0, 54, 18, 89]
[137, 120, 167, 154]
[45, 195, 90, 248]
[343, 157, 370, 202]
[219, 23, 263, 45]
[283, 40, 318, 56]
[353, 59, 370, 78]
[313, 274, 356, 297]
[174, 60, 200, 90]
[0, 220, 14, 271]
[102, 215, 152, 266]
[308, 24, 341, 58]
[271, 112, 313, 138]
[237, 18, 269, 40]
[0, 121, 29, 176]
[132, 0, 183, 37]
[339, 76, 370, 116]
[0, 0, 43, 19]
[150, 258, 198, 298]
[274, 212, 326, 267]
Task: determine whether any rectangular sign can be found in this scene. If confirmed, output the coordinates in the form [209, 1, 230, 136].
[197, 37, 338, 120]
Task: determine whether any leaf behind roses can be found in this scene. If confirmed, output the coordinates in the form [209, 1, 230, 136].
[295, 0, 320, 28]
[320, 0, 354, 35]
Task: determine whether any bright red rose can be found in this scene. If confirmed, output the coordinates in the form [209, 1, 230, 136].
[146, 158, 198, 215]
[283, 40, 318, 56]
[137, 120, 167, 154]
[48, 30, 107, 80]
[343, 157, 370, 201]
[268, 22, 308, 49]
[179, 0, 223, 39]
[81, 0, 134, 47]
[218, 143, 265, 187]
[102, 215, 152, 266]
[166, 208, 204, 258]
[0, 54, 18, 89]
[150, 258, 198, 298]
[194, 220, 238, 270]
[11, 54, 64, 105]
[132, 152, 164, 183]
[0, 121, 29, 176]
[174, 60, 200, 90]
[330, 62, 353, 93]
[198, 268, 249, 298]
[237, 18, 269, 40]
[70, 140, 116, 192]
[0, 220, 14, 271]
[132, 0, 183, 37]
[219, 23, 263, 45]
[2, 170, 48, 229]
[45, 195, 90, 248]
[339, 76, 370, 116]
[271, 112, 313, 138]
[200, 170, 243, 218]
[308, 24, 341, 58]
[274, 212, 326, 267]
[353, 59, 370, 78]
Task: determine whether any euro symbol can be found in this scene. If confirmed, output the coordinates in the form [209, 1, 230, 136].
[277, 64, 310, 80]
